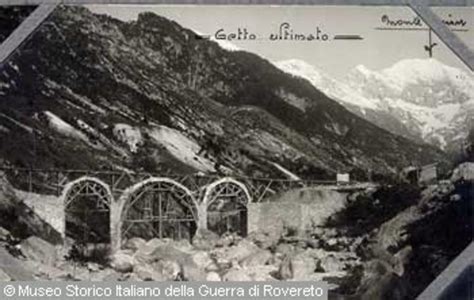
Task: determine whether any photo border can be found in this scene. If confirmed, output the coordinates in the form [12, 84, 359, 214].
[0, 1, 472, 299]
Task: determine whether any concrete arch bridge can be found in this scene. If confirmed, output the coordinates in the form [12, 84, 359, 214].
[1, 168, 372, 252]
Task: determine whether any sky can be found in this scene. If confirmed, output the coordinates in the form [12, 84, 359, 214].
[87, 5, 473, 80]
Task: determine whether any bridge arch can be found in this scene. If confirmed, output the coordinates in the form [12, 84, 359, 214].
[61, 176, 113, 248]
[202, 177, 252, 237]
[112, 177, 198, 251]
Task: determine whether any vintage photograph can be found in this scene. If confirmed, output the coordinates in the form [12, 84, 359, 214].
[0, 4, 472, 299]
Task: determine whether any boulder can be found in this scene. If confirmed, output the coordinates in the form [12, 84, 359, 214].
[90, 269, 122, 281]
[206, 271, 221, 281]
[148, 244, 191, 264]
[172, 239, 194, 253]
[134, 263, 166, 281]
[319, 254, 342, 273]
[192, 229, 220, 251]
[159, 260, 182, 281]
[133, 242, 180, 264]
[451, 162, 474, 182]
[134, 242, 205, 281]
[275, 243, 294, 256]
[191, 251, 215, 271]
[224, 239, 260, 262]
[215, 233, 236, 248]
[181, 260, 206, 281]
[248, 231, 280, 250]
[87, 262, 101, 272]
[123, 237, 146, 252]
[240, 250, 273, 268]
[278, 251, 316, 280]
[290, 252, 316, 280]
[245, 265, 279, 281]
[111, 251, 135, 273]
[20, 236, 56, 266]
[124, 272, 143, 281]
[223, 268, 251, 281]
[277, 256, 293, 280]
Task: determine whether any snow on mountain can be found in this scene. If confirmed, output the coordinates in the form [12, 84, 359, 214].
[382, 58, 472, 92]
[276, 58, 473, 151]
[0, 6, 447, 177]
[276, 59, 380, 111]
[346, 58, 473, 150]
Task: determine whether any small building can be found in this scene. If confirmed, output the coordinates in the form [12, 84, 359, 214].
[336, 173, 350, 185]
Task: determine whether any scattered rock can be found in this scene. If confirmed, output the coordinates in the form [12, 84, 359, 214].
[319, 255, 342, 273]
[451, 162, 474, 182]
[277, 256, 293, 280]
[181, 259, 206, 281]
[248, 231, 280, 250]
[191, 251, 214, 271]
[275, 243, 294, 256]
[173, 239, 194, 253]
[245, 265, 278, 281]
[290, 252, 316, 280]
[134, 263, 166, 281]
[111, 251, 135, 273]
[223, 268, 251, 281]
[224, 239, 260, 262]
[206, 271, 221, 281]
[240, 249, 272, 268]
[148, 244, 190, 264]
[159, 260, 182, 281]
[90, 269, 121, 281]
[87, 262, 101, 272]
[123, 237, 146, 252]
[192, 229, 220, 251]
[215, 233, 238, 248]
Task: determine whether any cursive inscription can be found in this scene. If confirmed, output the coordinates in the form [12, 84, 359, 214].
[213, 22, 332, 42]
[381, 14, 467, 28]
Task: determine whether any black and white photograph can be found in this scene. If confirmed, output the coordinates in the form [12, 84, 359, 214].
[0, 3, 472, 300]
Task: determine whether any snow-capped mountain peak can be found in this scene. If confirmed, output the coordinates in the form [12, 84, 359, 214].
[346, 59, 473, 150]
[275, 59, 325, 86]
[276, 59, 380, 110]
[382, 58, 469, 87]
[276, 58, 473, 151]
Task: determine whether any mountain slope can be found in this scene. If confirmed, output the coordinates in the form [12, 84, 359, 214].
[277, 58, 474, 152]
[347, 59, 474, 150]
[276, 59, 420, 142]
[0, 6, 447, 180]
